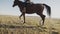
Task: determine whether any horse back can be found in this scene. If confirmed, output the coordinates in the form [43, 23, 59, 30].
[26, 4, 44, 11]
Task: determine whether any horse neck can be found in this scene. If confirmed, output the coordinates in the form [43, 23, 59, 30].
[17, 1, 24, 9]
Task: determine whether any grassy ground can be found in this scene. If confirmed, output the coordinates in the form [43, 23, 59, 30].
[0, 15, 60, 34]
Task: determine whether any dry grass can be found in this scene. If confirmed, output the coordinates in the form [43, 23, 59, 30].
[0, 15, 60, 34]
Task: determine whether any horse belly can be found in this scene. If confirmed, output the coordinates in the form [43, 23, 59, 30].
[26, 11, 35, 14]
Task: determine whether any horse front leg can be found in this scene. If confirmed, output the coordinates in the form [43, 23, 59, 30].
[22, 7, 26, 24]
[19, 14, 23, 19]
[23, 13, 25, 24]
[19, 7, 26, 20]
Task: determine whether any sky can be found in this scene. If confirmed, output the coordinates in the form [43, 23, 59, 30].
[0, 0, 60, 18]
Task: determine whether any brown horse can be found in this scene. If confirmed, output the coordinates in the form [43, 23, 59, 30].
[12, 0, 51, 25]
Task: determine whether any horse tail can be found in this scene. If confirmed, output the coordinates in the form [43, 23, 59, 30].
[43, 4, 51, 16]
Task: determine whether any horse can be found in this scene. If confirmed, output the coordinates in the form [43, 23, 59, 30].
[12, 0, 51, 25]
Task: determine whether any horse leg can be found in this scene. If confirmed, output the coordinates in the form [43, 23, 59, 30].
[19, 7, 26, 19]
[40, 14, 45, 25]
[19, 14, 23, 19]
[37, 13, 45, 25]
[23, 13, 25, 24]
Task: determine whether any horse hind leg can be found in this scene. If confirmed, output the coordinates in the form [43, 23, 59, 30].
[37, 13, 45, 26]
[41, 14, 46, 25]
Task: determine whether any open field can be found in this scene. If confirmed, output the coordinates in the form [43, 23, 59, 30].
[0, 15, 60, 34]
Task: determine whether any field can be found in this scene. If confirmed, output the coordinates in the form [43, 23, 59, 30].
[0, 15, 60, 34]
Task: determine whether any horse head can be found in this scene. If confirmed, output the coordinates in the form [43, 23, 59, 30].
[12, 0, 19, 7]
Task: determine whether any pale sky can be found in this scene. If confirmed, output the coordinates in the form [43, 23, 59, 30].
[0, 0, 60, 18]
